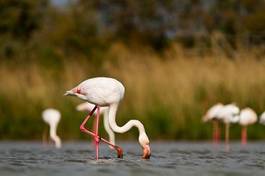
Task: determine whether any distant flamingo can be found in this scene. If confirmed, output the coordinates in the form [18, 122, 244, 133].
[259, 112, 265, 125]
[203, 103, 224, 144]
[76, 102, 115, 148]
[219, 104, 240, 151]
[42, 108, 62, 148]
[238, 108, 257, 145]
[65, 77, 151, 159]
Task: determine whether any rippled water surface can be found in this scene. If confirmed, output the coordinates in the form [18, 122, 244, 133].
[1, 142, 265, 176]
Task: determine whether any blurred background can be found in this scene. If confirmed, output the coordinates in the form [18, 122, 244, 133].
[0, 0, 264, 141]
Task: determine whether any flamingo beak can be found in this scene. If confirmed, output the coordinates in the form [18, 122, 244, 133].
[64, 90, 74, 96]
[142, 144, 151, 159]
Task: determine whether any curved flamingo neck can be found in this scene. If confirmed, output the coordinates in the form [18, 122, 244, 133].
[103, 110, 115, 145]
[108, 103, 147, 138]
[49, 123, 61, 148]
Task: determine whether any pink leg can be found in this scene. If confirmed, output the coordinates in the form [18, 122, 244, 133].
[91, 116, 97, 146]
[213, 121, 220, 145]
[241, 126, 247, 145]
[79, 105, 123, 159]
[95, 106, 100, 160]
[216, 122, 220, 144]
[212, 122, 216, 144]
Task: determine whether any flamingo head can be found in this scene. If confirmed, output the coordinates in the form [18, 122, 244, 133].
[139, 133, 151, 159]
[64, 88, 87, 101]
[64, 87, 83, 96]
[64, 90, 75, 96]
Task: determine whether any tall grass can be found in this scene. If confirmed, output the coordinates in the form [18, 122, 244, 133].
[0, 44, 265, 140]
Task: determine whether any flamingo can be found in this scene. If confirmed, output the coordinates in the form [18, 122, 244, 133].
[76, 102, 115, 148]
[259, 112, 265, 125]
[64, 77, 151, 159]
[203, 103, 224, 144]
[42, 108, 62, 148]
[218, 104, 240, 151]
[238, 108, 257, 145]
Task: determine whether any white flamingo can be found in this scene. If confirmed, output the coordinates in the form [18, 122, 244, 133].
[42, 108, 62, 148]
[76, 102, 115, 148]
[203, 103, 224, 144]
[238, 108, 257, 145]
[65, 77, 151, 159]
[218, 104, 240, 150]
[259, 112, 265, 125]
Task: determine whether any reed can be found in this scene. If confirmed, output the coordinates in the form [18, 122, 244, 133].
[0, 44, 265, 140]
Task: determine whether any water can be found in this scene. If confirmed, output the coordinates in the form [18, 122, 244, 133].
[0, 141, 265, 176]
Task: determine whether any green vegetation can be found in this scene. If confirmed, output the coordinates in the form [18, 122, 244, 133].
[0, 0, 264, 140]
[1, 44, 265, 140]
